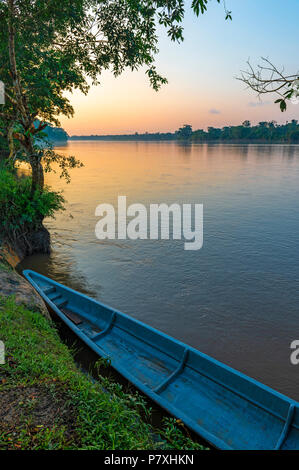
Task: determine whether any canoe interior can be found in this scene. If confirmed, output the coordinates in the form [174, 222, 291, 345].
[23, 269, 299, 450]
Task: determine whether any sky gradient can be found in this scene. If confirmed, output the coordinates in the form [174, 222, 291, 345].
[60, 0, 299, 135]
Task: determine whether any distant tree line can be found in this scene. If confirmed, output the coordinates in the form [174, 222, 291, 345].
[70, 132, 175, 142]
[70, 120, 299, 143]
[190, 120, 299, 143]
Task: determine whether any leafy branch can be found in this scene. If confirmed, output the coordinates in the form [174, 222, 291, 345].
[238, 57, 299, 112]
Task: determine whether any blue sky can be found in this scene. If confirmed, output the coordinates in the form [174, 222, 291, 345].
[61, 0, 299, 135]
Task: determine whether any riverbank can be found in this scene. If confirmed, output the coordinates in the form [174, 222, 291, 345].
[0, 244, 203, 450]
[0, 243, 49, 319]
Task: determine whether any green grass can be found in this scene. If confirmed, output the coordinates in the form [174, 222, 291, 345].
[0, 296, 206, 450]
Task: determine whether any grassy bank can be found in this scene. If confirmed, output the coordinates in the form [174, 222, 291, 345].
[0, 296, 205, 450]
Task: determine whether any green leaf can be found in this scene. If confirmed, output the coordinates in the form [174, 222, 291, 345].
[280, 100, 287, 112]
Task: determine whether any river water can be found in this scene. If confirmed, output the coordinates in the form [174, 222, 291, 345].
[18, 141, 299, 399]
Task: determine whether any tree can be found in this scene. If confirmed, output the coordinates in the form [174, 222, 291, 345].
[0, 0, 232, 193]
[0, 0, 87, 191]
[289, 130, 299, 143]
[176, 124, 193, 140]
[207, 127, 222, 140]
[239, 58, 299, 112]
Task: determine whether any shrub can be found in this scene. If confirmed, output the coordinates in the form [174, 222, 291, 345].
[0, 168, 65, 241]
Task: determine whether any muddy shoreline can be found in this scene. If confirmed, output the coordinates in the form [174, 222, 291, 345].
[0, 239, 49, 319]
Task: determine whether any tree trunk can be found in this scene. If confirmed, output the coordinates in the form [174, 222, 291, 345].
[30, 156, 44, 193]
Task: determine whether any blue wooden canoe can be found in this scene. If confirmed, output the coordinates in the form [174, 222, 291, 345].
[23, 269, 299, 450]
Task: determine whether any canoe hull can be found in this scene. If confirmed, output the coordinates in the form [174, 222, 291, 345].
[23, 269, 299, 450]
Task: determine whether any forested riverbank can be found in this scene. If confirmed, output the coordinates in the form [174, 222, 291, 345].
[70, 120, 299, 143]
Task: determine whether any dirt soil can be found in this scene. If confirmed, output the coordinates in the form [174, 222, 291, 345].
[0, 382, 78, 446]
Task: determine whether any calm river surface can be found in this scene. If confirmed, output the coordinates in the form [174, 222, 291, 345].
[18, 142, 299, 399]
